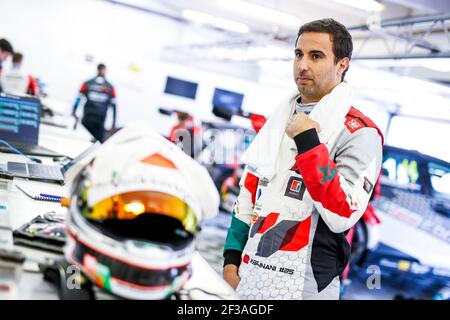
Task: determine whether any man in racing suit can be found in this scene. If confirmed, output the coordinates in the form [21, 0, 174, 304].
[223, 19, 383, 300]
[72, 63, 117, 142]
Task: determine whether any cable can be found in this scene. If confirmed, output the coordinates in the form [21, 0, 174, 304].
[15, 184, 61, 203]
[0, 139, 41, 163]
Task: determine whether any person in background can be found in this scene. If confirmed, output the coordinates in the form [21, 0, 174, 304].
[1, 52, 40, 97]
[0, 38, 14, 93]
[170, 112, 192, 155]
[72, 63, 117, 142]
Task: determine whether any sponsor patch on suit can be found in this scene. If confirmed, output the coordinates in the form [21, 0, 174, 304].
[363, 176, 374, 194]
[284, 176, 306, 200]
[258, 178, 269, 187]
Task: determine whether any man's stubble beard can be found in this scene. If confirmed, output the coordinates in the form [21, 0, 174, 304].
[298, 85, 315, 100]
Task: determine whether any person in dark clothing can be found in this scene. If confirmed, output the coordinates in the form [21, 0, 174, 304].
[72, 63, 117, 142]
[0, 38, 14, 93]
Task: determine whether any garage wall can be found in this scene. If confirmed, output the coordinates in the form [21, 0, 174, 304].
[2, 0, 450, 162]
[0, 0, 292, 134]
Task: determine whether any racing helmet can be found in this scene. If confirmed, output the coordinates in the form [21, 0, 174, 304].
[64, 124, 219, 299]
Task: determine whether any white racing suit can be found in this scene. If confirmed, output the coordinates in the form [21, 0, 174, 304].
[223, 106, 383, 300]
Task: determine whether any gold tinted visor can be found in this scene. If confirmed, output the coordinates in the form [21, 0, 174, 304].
[81, 191, 199, 234]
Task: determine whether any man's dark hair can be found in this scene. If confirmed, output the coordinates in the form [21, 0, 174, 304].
[12, 52, 23, 64]
[0, 38, 14, 54]
[177, 112, 189, 121]
[296, 18, 353, 80]
[97, 63, 106, 72]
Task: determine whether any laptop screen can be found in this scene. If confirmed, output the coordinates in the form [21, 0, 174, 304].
[212, 88, 244, 115]
[164, 76, 198, 100]
[0, 95, 41, 145]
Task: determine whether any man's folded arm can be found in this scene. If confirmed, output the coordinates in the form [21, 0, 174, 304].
[294, 128, 382, 233]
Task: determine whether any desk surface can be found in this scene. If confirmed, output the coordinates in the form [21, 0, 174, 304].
[39, 121, 94, 158]
[0, 120, 237, 300]
[13, 250, 237, 300]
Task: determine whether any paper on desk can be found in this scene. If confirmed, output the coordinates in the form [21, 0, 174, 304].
[7, 179, 67, 231]
[14, 178, 69, 198]
[0, 180, 14, 250]
[183, 252, 239, 300]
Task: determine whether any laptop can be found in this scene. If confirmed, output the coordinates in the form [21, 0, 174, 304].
[0, 93, 63, 157]
[6, 142, 101, 185]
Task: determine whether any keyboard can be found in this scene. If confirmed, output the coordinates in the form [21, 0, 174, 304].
[27, 163, 63, 180]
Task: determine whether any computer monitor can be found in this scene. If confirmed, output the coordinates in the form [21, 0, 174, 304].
[0, 95, 41, 145]
[164, 76, 198, 100]
[212, 88, 244, 115]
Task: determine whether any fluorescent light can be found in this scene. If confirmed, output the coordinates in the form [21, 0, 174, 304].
[423, 60, 450, 72]
[207, 44, 291, 62]
[330, 0, 384, 12]
[260, 45, 292, 60]
[182, 9, 249, 33]
[356, 58, 450, 73]
[218, 0, 301, 28]
[215, 17, 250, 33]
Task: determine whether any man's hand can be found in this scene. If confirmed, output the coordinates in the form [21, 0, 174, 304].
[285, 112, 321, 139]
[223, 264, 240, 289]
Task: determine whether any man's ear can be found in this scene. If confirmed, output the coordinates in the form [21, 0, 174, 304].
[338, 57, 350, 76]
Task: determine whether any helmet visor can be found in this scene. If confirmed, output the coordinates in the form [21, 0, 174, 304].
[80, 190, 199, 235]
